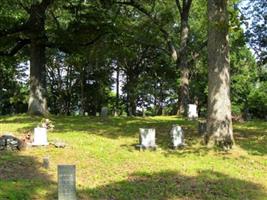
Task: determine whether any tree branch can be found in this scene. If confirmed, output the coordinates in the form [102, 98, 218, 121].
[115, 0, 178, 61]
[188, 39, 207, 64]
[15, 0, 31, 13]
[175, 0, 182, 14]
[0, 39, 30, 56]
[0, 24, 27, 38]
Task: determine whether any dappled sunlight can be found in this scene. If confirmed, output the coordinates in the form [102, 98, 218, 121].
[0, 115, 266, 199]
[234, 121, 267, 156]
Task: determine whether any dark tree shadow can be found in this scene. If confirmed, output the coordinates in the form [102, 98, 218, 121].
[0, 151, 56, 199]
[78, 170, 266, 200]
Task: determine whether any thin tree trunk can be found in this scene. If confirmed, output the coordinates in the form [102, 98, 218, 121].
[66, 65, 72, 115]
[126, 75, 136, 116]
[205, 0, 234, 149]
[115, 66, 120, 116]
[80, 67, 85, 115]
[176, 1, 192, 116]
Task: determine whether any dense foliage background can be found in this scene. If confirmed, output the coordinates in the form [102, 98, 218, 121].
[0, 0, 266, 119]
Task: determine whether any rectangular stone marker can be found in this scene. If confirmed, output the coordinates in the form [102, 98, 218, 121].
[58, 165, 76, 200]
[32, 127, 49, 146]
[170, 125, 185, 148]
[137, 128, 157, 150]
[188, 104, 198, 120]
[101, 107, 108, 117]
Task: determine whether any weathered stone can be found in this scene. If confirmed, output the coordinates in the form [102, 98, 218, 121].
[58, 165, 76, 200]
[43, 157, 50, 169]
[52, 140, 66, 148]
[101, 107, 108, 117]
[198, 121, 207, 135]
[170, 125, 185, 148]
[0, 134, 23, 151]
[137, 128, 157, 150]
[188, 104, 198, 120]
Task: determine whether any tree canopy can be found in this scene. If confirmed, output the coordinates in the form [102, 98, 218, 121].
[0, 0, 265, 123]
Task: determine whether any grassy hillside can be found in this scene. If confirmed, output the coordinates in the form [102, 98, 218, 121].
[0, 115, 266, 200]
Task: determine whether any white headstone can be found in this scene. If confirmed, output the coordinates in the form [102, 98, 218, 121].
[32, 127, 49, 146]
[139, 128, 156, 148]
[170, 125, 184, 148]
[74, 110, 79, 116]
[188, 104, 198, 119]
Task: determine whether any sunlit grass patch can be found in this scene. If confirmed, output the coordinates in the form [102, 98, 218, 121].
[0, 115, 266, 199]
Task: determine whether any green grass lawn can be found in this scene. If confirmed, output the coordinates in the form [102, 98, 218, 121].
[0, 115, 266, 200]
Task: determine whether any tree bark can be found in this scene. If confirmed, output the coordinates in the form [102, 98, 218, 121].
[28, 40, 47, 115]
[28, 0, 53, 115]
[205, 0, 234, 148]
[80, 66, 86, 115]
[176, 1, 192, 116]
[28, 3, 49, 115]
[126, 72, 137, 116]
[115, 66, 120, 116]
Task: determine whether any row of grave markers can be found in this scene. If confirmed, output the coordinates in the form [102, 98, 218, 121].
[137, 125, 185, 150]
[56, 125, 202, 200]
[100, 104, 198, 118]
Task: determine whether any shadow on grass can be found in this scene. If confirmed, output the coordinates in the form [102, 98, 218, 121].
[0, 151, 56, 200]
[2, 115, 267, 155]
[0, 115, 42, 124]
[234, 121, 267, 156]
[78, 170, 266, 200]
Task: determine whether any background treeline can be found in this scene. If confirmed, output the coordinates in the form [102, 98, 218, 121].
[0, 0, 266, 119]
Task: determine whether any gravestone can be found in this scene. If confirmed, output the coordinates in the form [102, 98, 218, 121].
[137, 128, 157, 150]
[58, 165, 76, 200]
[101, 107, 108, 118]
[170, 125, 185, 149]
[198, 121, 207, 135]
[43, 157, 49, 169]
[32, 127, 49, 146]
[74, 110, 80, 116]
[188, 104, 198, 120]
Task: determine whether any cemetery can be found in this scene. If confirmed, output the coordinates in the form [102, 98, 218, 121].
[0, 0, 266, 199]
[0, 115, 267, 199]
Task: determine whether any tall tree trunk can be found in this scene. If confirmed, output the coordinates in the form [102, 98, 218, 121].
[28, 0, 53, 115]
[176, 1, 192, 116]
[28, 3, 49, 115]
[205, 0, 234, 148]
[126, 73, 136, 116]
[28, 39, 47, 115]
